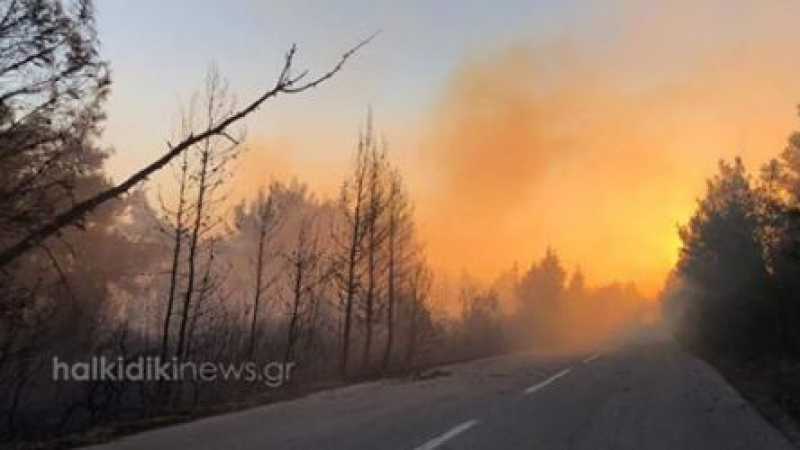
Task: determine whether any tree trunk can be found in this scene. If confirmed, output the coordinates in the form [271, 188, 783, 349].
[285, 257, 304, 366]
[340, 217, 359, 377]
[175, 148, 210, 359]
[382, 206, 397, 372]
[160, 152, 189, 361]
[248, 212, 269, 359]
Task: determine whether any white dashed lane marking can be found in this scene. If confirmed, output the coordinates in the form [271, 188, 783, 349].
[583, 352, 602, 364]
[524, 368, 572, 395]
[414, 361, 584, 448]
[413, 419, 480, 450]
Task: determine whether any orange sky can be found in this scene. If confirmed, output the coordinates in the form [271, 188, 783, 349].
[413, 36, 800, 296]
[103, 1, 800, 298]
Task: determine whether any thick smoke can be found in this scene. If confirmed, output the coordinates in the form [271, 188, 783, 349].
[416, 2, 800, 294]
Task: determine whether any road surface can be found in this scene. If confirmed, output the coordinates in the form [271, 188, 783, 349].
[87, 329, 794, 450]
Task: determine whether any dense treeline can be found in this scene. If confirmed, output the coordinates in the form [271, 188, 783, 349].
[659, 110, 800, 434]
[0, 0, 647, 443]
[487, 248, 648, 355]
[663, 116, 800, 426]
[665, 119, 800, 363]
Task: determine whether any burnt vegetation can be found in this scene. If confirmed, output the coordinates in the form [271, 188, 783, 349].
[0, 0, 649, 444]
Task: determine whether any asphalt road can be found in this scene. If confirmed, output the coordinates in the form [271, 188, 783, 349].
[88, 329, 794, 450]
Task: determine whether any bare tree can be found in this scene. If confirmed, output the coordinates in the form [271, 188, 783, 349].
[361, 132, 388, 371]
[381, 169, 414, 372]
[159, 142, 191, 360]
[241, 189, 278, 359]
[0, 34, 375, 269]
[185, 238, 219, 359]
[175, 67, 240, 360]
[282, 215, 324, 368]
[0, 10, 391, 437]
[404, 262, 433, 371]
[336, 122, 372, 377]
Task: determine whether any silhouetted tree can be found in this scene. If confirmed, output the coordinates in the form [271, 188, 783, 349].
[281, 214, 325, 369]
[360, 131, 389, 372]
[0, 34, 373, 269]
[381, 169, 415, 372]
[234, 188, 279, 359]
[514, 247, 567, 343]
[335, 118, 372, 377]
[0, 0, 109, 257]
[175, 67, 241, 360]
[676, 158, 772, 358]
[459, 284, 503, 358]
[403, 262, 434, 371]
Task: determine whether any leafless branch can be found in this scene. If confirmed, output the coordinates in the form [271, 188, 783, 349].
[0, 35, 374, 269]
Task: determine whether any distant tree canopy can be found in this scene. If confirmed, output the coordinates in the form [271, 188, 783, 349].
[517, 247, 567, 311]
[496, 247, 647, 351]
[670, 112, 800, 362]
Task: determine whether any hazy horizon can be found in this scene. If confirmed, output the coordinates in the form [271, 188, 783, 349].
[98, 0, 800, 296]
